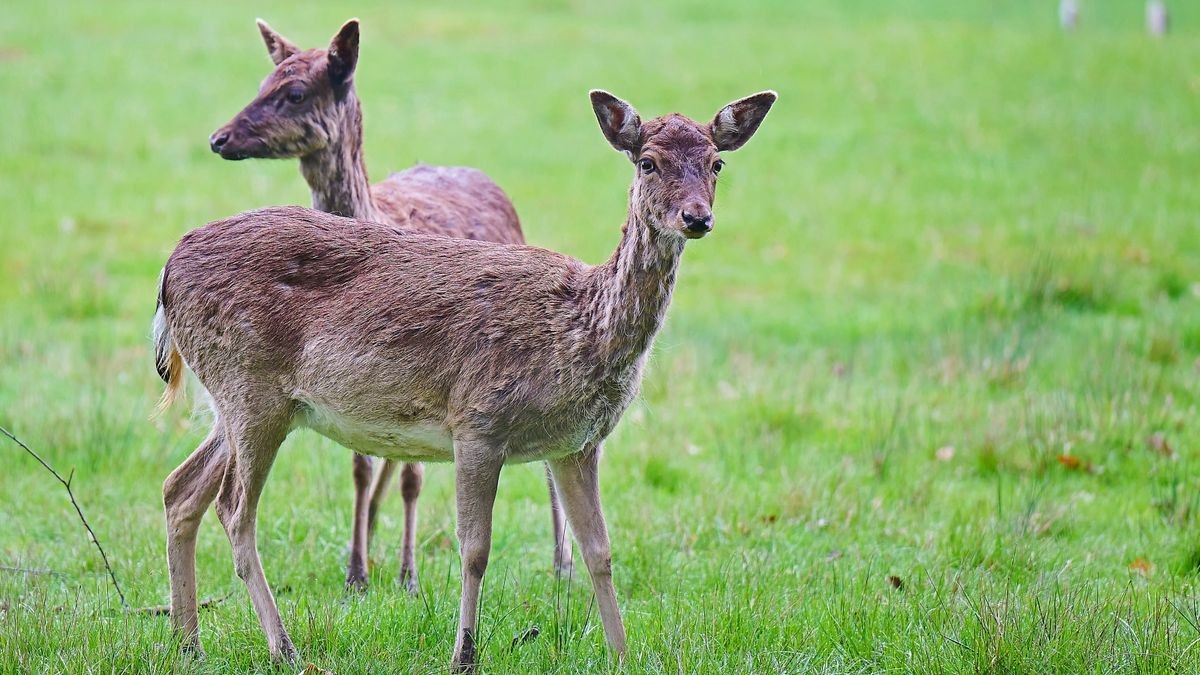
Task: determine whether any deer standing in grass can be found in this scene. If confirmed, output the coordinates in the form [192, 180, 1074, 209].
[207, 18, 570, 592]
[157, 89, 775, 670]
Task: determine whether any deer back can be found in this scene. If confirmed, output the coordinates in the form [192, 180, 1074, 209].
[162, 207, 620, 454]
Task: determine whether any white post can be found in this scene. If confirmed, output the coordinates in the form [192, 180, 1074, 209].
[1059, 0, 1079, 30]
[1147, 1, 1169, 37]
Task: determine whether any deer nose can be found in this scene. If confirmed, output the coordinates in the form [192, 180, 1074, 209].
[681, 209, 713, 234]
[209, 131, 229, 154]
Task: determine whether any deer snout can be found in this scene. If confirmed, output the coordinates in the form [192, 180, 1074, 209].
[681, 207, 713, 238]
[209, 129, 230, 154]
[209, 124, 256, 160]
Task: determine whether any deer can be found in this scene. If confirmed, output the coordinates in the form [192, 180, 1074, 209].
[1059, 0, 1079, 30]
[206, 17, 571, 593]
[156, 88, 775, 671]
[1147, 1, 1169, 37]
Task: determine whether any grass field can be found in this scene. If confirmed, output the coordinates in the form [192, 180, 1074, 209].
[2, 1, 1200, 672]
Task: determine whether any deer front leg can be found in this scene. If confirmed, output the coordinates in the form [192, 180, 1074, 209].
[548, 447, 627, 658]
[450, 439, 503, 673]
[164, 425, 229, 657]
[215, 419, 296, 664]
[545, 463, 573, 577]
[345, 453, 373, 592]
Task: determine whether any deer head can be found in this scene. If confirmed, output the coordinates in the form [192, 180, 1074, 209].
[209, 19, 361, 160]
[590, 90, 776, 239]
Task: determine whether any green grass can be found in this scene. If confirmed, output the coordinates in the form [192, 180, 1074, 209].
[2, 0, 1200, 672]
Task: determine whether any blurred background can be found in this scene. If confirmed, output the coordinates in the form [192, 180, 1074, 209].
[1, 1, 1198, 672]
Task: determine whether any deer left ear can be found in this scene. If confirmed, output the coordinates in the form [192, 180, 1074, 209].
[328, 19, 360, 89]
[711, 91, 777, 152]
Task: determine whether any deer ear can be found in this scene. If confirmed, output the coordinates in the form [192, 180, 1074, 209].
[328, 19, 360, 88]
[590, 90, 642, 158]
[256, 19, 299, 66]
[711, 91, 777, 152]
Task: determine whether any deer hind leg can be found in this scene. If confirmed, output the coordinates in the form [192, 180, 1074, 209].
[366, 458, 398, 544]
[548, 447, 627, 658]
[450, 439, 503, 673]
[164, 424, 229, 656]
[214, 411, 296, 663]
[397, 462, 424, 595]
[345, 453, 373, 592]
[545, 463, 574, 577]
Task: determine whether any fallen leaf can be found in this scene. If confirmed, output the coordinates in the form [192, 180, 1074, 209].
[1147, 433, 1176, 459]
[1129, 558, 1154, 577]
[1123, 246, 1151, 265]
[887, 575, 904, 590]
[1057, 454, 1081, 470]
[1056, 453, 1095, 473]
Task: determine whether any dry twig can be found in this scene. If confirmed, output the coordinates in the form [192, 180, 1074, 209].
[132, 590, 234, 616]
[0, 565, 66, 577]
[0, 424, 127, 607]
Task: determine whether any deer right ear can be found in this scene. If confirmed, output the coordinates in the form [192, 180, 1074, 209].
[590, 90, 642, 158]
[256, 19, 299, 66]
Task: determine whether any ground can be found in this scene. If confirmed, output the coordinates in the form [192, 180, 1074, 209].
[1, 1, 1199, 672]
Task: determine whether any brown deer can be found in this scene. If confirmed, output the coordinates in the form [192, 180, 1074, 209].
[157, 89, 775, 670]
[207, 18, 571, 592]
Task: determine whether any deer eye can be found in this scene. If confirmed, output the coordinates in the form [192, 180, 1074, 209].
[713, 160, 725, 175]
[638, 158, 657, 174]
[286, 90, 306, 104]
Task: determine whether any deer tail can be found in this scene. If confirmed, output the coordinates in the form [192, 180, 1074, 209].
[152, 268, 184, 415]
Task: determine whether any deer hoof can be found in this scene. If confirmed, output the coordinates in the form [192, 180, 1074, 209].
[450, 631, 476, 674]
[180, 639, 206, 660]
[399, 567, 419, 596]
[272, 639, 300, 666]
[344, 571, 369, 594]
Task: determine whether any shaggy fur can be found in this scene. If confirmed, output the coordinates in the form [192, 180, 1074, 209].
[205, 18, 536, 593]
[208, 19, 523, 244]
[159, 90, 776, 669]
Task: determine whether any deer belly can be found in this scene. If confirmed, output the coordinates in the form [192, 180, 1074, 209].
[299, 403, 454, 462]
[500, 415, 604, 464]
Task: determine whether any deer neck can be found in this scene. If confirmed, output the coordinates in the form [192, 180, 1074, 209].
[587, 198, 685, 371]
[299, 93, 382, 223]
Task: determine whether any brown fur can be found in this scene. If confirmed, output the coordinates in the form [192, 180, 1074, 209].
[209, 19, 522, 242]
[160, 90, 776, 669]
[205, 18, 529, 593]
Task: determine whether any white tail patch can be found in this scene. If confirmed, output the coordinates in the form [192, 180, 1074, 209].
[152, 268, 185, 414]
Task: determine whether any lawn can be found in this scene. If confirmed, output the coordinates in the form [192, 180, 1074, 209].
[2, 0, 1199, 672]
